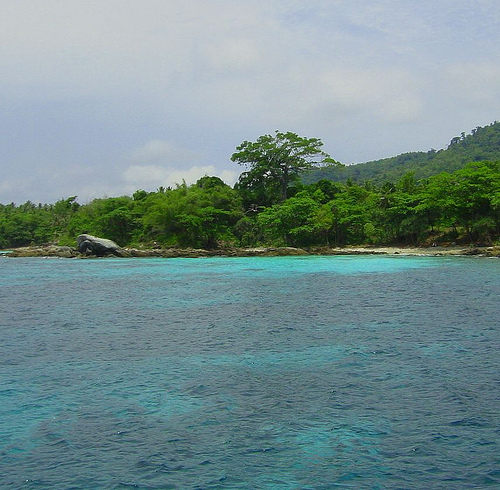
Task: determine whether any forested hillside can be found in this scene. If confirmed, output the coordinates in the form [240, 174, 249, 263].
[1, 129, 500, 250]
[304, 121, 500, 184]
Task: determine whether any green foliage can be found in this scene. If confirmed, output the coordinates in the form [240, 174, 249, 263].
[0, 175, 244, 249]
[65, 196, 138, 245]
[257, 191, 321, 246]
[327, 185, 379, 245]
[232, 131, 338, 206]
[305, 121, 500, 185]
[1, 126, 500, 250]
[429, 161, 500, 242]
[233, 215, 263, 247]
[0, 201, 53, 247]
[136, 178, 243, 248]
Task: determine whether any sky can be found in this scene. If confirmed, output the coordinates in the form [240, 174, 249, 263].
[1, 0, 500, 204]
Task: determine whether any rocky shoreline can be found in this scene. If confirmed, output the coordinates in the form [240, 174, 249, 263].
[3, 244, 500, 258]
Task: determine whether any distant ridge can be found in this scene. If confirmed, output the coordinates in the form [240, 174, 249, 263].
[304, 121, 500, 184]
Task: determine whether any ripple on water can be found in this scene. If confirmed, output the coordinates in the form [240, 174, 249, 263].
[0, 256, 499, 488]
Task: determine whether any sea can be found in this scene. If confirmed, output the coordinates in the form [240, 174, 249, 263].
[1, 255, 499, 489]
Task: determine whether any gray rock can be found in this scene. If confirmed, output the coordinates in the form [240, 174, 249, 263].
[76, 234, 126, 256]
[8, 245, 77, 258]
[45, 245, 77, 258]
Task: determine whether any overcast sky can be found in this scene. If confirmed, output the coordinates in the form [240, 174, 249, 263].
[2, 0, 500, 203]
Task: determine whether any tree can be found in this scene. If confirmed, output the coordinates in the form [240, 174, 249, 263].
[140, 178, 243, 248]
[449, 161, 500, 242]
[257, 191, 320, 246]
[51, 196, 80, 239]
[232, 131, 337, 206]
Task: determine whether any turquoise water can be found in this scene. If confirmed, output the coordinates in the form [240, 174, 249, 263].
[1, 255, 499, 488]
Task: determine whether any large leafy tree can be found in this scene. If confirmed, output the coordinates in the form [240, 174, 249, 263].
[232, 131, 338, 206]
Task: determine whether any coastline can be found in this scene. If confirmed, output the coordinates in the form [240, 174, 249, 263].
[3, 244, 500, 258]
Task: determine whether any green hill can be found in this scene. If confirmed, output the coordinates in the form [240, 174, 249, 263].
[304, 121, 500, 185]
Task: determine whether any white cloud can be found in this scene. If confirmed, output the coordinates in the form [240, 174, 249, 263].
[306, 67, 425, 125]
[123, 164, 237, 191]
[201, 38, 261, 73]
[123, 140, 240, 191]
[443, 63, 500, 105]
[130, 140, 198, 165]
[0, 1, 274, 99]
[1, 1, 500, 203]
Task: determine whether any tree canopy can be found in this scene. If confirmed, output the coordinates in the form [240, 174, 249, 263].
[232, 131, 337, 206]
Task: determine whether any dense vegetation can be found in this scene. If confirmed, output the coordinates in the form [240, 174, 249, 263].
[1, 128, 500, 250]
[304, 121, 500, 185]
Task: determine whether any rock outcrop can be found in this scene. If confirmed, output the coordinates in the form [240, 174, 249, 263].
[6, 243, 500, 259]
[8, 245, 78, 258]
[76, 234, 126, 257]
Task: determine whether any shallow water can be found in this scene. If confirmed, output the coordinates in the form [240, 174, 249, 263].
[1, 255, 499, 488]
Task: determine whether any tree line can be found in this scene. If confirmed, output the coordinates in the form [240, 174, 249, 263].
[1, 131, 499, 250]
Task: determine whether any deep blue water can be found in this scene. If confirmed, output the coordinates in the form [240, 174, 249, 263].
[1, 255, 499, 489]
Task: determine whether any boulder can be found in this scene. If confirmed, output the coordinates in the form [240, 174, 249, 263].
[76, 234, 126, 257]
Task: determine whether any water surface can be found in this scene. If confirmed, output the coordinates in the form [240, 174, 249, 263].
[1, 256, 499, 488]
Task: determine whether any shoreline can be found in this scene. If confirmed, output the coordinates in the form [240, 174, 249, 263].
[3, 244, 500, 258]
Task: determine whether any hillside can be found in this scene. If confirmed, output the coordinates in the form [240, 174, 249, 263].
[304, 121, 500, 184]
